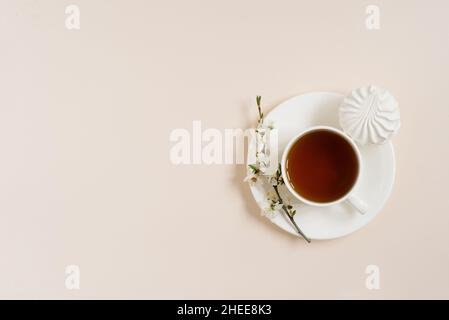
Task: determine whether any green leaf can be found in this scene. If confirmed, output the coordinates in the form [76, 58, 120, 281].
[248, 164, 259, 173]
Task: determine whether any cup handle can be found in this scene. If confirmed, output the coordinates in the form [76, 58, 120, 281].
[347, 195, 368, 214]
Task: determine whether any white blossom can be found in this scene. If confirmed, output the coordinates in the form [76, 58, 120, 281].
[261, 207, 277, 219]
[267, 175, 277, 186]
[244, 172, 259, 185]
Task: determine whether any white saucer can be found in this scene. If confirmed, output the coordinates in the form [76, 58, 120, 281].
[248, 92, 395, 240]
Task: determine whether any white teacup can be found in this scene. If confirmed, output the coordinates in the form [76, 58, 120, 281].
[281, 126, 368, 214]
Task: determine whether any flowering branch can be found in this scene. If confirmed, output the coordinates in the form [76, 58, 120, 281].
[246, 96, 311, 242]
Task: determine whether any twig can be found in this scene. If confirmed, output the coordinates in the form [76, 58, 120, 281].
[273, 185, 311, 243]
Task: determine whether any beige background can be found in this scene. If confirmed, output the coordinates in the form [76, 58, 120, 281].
[0, 0, 448, 299]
